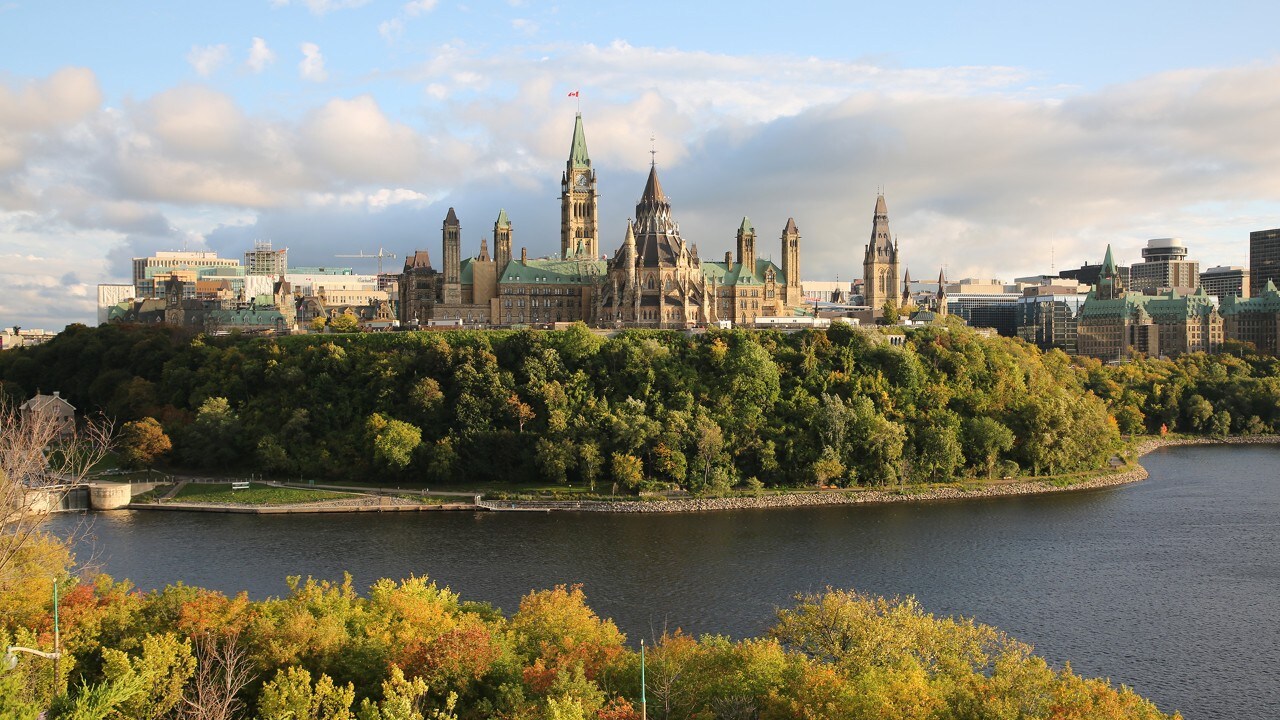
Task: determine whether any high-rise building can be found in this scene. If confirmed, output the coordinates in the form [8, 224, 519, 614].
[244, 241, 288, 275]
[1199, 265, 1249, 301]
[1250, 228, 1280, 297]
[1130, 238, 1199, 294]
[862, 195, 900, 319]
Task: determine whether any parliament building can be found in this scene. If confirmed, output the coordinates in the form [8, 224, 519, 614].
[399, 114, 805, 328]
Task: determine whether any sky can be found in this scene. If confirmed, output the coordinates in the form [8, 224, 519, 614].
[4, 1, 1280, 329]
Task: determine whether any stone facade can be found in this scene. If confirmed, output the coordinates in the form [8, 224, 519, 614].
[1221, 279, 1280, 354]
[862, 195, 900, 319]
[1077, 245, 1223, 359]
[397, 115, 804, 328]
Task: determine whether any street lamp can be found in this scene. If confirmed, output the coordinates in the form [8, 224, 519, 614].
[639, 639, 647, 720]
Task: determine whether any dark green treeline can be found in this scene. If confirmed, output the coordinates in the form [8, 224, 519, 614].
[3, 322, 1276, 489]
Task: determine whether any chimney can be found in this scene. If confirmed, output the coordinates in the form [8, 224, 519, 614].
[724, 251, 733, 271]
[53, 391, 60, 398]
[521, 247, 528, 265]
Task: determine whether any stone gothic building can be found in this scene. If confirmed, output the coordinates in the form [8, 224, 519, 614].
[398, 114, 805, 328]
[1077, 244, 1223, 359]
[862, 194, 901, 319]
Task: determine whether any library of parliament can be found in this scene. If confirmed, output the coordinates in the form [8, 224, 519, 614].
[398, 114, 811, 328]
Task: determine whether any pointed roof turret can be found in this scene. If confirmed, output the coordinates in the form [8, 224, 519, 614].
[495, 208, 511, 228]
[903, 266, 912, 284]
[569, 113, 590, 169]
[641, 164, 666, 204]
[739, 216, 753, 234]
[937, 267, 947, 295]
[478, 237, 490, 261]
[1101, 243, 1118, 275]
[864, 193, 895, 262]
[444, 207, 459, 226]
[783, 217, 799, 234]
[1267, 279, 1279, 295]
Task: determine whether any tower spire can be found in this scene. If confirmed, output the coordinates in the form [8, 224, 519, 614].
[569, 113, 590, 169]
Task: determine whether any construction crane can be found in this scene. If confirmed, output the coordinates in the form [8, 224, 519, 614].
[336, 247, 398, 275]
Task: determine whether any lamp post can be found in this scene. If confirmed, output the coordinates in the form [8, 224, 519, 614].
[639, 639, 647, 720]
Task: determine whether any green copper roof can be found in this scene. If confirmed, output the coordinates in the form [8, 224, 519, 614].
[569, 114, 590, 168]
[500, 258, 607, 283]
[1080, 287, 1219, 320]
[703, 259, 784, 287]
[1101, 244, 1118, 274]
[495, 208, 511, 228]
[1221, 279, 1280, 315]
[738, 217, 753, 234]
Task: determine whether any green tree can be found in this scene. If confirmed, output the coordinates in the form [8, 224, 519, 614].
[367, 414, 423, 471]
[880, 300, 900, 325]
[117, 417, 172, 469]
[610, 452, 644, 493]
[961, 417, 1014, 478]
[259, 666, 357, 720]
[329, 312, 359, 334]
[577, 442, 603, 491]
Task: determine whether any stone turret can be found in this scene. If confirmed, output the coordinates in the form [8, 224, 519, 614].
[736, 217, 756, 271]
[442, 207, 462, 304]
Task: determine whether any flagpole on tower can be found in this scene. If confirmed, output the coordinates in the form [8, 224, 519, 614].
[568, 89, 580, 113]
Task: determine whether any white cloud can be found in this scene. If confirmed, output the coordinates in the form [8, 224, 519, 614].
[307, 187, 432, 210]
[246, 37, 276, 73]
[378, 18, 404, 43]
[8, 50, 1280, 329]
[300, 96, 422, 182]
[299, 42, 327, 82]
[272, 0, 371, 15]
[511, 18, 538, 35]
[403, 0, 437, 15]
[186, 44, 230, 77]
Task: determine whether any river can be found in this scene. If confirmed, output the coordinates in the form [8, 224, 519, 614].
[49, 444, 1280, 719]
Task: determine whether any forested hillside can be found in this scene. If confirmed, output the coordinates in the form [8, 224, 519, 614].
[3, 322, 1271, 489]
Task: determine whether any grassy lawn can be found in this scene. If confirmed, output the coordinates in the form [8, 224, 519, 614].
[172, 483, 357, 505]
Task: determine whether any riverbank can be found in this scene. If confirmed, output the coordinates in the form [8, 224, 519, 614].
[561, 434, 1280, 513]
[119, 434, 1278, 515]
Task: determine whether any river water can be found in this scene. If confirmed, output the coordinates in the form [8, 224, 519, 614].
[49, 445, 1280, 719]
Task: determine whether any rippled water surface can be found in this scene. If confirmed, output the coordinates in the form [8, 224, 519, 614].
[50, 445, 1280, 719]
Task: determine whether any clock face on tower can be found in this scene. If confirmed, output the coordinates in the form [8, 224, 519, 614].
[574, 172, 589, 190]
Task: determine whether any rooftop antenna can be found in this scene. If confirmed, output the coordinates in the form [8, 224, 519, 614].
[649, 134, 657, 168]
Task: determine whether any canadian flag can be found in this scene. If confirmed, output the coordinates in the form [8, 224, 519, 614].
[567, 90, 579, 97]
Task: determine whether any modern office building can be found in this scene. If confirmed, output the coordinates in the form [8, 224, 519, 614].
[1016, 286, 1089, 354]
[1199, 265, 1249, 301]
[1130, 238, 1199, 295]
[131, 250, 240, 289]
[1059, 260, 1130, 288]
[1250, 228, 1280, 297]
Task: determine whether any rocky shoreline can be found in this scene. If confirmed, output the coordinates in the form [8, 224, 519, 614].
[505, 434, 1280, 514]
[119, 435, 1278, 515]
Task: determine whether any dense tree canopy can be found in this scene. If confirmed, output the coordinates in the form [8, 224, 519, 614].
[3, 322, 1274, 490]
[0, 538, 1181, 719]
